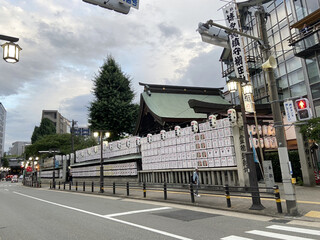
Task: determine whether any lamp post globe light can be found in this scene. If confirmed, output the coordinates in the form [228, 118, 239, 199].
[227, 77, 264, 210]
[29, 157, 39, 187]
[94, 130, 110, 193]
[0, 34, 22, 63]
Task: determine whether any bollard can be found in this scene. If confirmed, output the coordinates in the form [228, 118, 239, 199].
[50, 182, 52, 189]
[64, 182, 66, 190]
[127, 182, 129, 196]
[190, 183, 195, 203]
[224, 184, 231, 208]
[164, 182, 167, 200]
[59, 181, 61, 190]
[83, 182, 85, 192]
[113, 182, 116, 194]
[273, 185, 283, 213]
[92, 182, 94, 192]
[76, 181, 78, 191]
[69, 181, 71, 190]
[143, 182, 146, 198]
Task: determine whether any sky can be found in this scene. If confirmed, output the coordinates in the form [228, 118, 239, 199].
[0, 0, 229, 152]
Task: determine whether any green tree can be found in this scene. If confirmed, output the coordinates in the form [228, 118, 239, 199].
[88, 56, 139, 141]
[299, 117, 320, 143]
[31, 118, 56, 143]
[1, 154, 9, 168]
[25, 134, 97, 158]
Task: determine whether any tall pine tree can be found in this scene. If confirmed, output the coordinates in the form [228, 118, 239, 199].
[89, 56, 139, 141]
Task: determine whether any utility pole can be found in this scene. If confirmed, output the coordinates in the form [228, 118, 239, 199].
[71, 120, 77, 163]
[256, 6, 298, 215]
[202, 2, 298, 215]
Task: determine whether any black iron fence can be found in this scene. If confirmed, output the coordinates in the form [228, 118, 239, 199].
[47, 181, 282, 214]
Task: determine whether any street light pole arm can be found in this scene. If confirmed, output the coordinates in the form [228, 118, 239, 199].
[204, 20, 263, 43]
[0, 35, 19, 42]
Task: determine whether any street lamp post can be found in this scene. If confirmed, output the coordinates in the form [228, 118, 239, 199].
[29, 157, 39, 187]
[0, 34, 22, 63]
[227, 78, 264, 210]
[93, 131, 110, 193]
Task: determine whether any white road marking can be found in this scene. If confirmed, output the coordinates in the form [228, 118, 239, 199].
[14, 191, 192, 240]
[246, 230, 315, 240]
[104, 207, 171, 218]
[221, 236, 253, 240]
[267, 225, 320, 236]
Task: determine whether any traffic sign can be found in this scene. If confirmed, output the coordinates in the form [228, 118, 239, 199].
[284, 100, 297, 123]
[119, 0, 139, 9]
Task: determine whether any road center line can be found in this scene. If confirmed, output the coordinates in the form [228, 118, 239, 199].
[104, 207, 171, 218]
[13, 191, 192, 240]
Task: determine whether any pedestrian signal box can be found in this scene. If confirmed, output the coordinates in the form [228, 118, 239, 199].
[295, 98, 312, 121]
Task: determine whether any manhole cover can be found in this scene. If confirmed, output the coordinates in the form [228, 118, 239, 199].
[269, 219, 291, 224]
[153, 209, 219, 222]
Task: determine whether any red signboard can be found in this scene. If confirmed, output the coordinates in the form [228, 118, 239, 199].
[26, 166, 32, 172]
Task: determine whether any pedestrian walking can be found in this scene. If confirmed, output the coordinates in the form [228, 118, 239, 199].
[193, 167, 200, 197]
[69, 172, 73, 184]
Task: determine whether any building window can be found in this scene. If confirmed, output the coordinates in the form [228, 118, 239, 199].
[305, 0, 320, 14]
[306, 57, 320, 84]
[290, 82, 307, 97]
[288, 68, 304, 85]
[311, 82, 320, 99]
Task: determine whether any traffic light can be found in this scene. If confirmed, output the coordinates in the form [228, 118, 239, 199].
[295, 98, 312, 121]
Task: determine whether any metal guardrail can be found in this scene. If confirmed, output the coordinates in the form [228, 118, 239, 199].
[48, 181, 283, 214]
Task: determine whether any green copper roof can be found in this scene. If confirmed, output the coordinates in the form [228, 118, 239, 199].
[142, 92, 229, 119]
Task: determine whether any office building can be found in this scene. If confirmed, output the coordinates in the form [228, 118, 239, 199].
[220, 0, 320, 117]
[42, 110, 69, 134]
[9, 141, 31, 156]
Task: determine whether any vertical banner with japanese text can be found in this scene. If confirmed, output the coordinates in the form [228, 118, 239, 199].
[223, 3, 249, 80]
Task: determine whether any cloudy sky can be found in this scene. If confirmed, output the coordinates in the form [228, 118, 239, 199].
[0, 0, 228, 151]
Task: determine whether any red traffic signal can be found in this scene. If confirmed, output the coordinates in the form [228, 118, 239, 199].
[295, 98, 312, 121]
[296, 99, 307, 110]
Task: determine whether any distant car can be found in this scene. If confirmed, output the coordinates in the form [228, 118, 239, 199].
[6, 175, 13, 181]
[11, 175, 18, 183]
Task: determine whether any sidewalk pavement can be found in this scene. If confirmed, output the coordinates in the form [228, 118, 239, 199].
[40, 182, 320, 223]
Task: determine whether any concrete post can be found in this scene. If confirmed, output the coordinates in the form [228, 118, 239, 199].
[295, 126, 316, 186]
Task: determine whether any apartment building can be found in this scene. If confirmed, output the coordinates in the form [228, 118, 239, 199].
[42, 110, 69, 134]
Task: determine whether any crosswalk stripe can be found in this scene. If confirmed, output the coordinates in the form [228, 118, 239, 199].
[221, 236, 253, 240]
[267, 225, 320, 236]
[246, 230, 315, 240]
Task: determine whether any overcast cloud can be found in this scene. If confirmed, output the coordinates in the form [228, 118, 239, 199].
[0, 0, 227, 151]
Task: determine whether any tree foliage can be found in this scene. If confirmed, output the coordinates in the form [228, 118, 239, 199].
[25, 134, 97, 158]
[88, 56, 139, 141]
[31, 118, 56, 143]
[299, 117, 320, 143]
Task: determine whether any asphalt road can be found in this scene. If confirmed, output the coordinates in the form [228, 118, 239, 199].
[1, 182, 320, 240]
